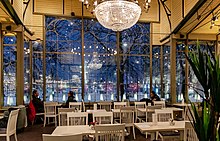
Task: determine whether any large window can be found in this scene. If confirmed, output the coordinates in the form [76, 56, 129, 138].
[3, 35, 17, 106]
[119, 23, 150, 101]
[45, 17, 82, 102]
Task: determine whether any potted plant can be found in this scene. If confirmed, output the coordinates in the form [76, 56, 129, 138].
[186, 41, 220, 141]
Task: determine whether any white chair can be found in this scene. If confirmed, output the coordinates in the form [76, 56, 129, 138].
[67, 112, 88, 125]
[58, 108, 75, 126]
[119, 106, 136, 139]
[114, 102, 127, 109]
[44, 102, 58, 127]
[69, 102, 82, 112]
[98, 101, 112, 111]
[0, 109, 19, 141]
[93, 112, 113, 124]
[95, 124, 125, 141]
[154, 101, 166, 108]
[184, 121, 198, 141]
[134, 102, 146, 122]
[42, 134, 82, 141]
[155, 109, 180, 141]
[145, 105, 162, 122]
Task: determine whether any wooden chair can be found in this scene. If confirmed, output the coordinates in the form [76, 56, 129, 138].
[67, 112, 88, 125]
[58, 108, 75, 126]
[98, 101, 112, 111]
[0, 109, 19, 141]
[119, 106, 136, 139]
[155, 109, 180, 141]
[184, 121, 198, 141]
[93, 112, 113, 124]
[42, 134, 82, 141]
[44, 102, 58, 127]
[134, 102, 146, 122]
[95, 124, 125, 141]
[114, 102, 127, 109]
[146, 105, 162, 122]
[154, 101, 166, 108]
[69, 102, 82, 112]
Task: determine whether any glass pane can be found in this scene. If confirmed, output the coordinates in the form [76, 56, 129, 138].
[176, 43, 185, 102]
[120, 23, 150, 101]
[45, 17, 82, 102]
[32, 41, 44, 100]
[84, 19, 117, 102]
[24, 41, 31, 104]
[163, 45, 170, 101]
[3, 36, 17, 106]
[152, 46, 161, 97]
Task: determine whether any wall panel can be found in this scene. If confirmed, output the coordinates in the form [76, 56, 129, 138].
[12, 0, 23, 22]
[34, 0, 63, 14]
[171, 0, 182, 31]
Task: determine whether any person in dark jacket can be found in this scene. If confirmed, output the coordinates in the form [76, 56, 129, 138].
[32, 90, 44, 113]
[150, 91, 160, 101]
[63, 91, 77, 108]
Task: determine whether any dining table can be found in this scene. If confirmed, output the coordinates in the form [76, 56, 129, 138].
[134, 121, 186, 140]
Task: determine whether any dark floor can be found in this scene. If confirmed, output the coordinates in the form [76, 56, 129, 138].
[0, 123, 151, 141]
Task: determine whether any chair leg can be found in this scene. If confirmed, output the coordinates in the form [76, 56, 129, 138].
[44, 116, 46, 127]
[14, 133, 18, 141]
[55, 116, 57, 126]
[133, 126, 136, 139]
[6, 135, 10, 141]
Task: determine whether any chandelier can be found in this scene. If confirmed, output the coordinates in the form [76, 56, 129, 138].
[88, 52, 102, 70]
[80, 0, 151, 31]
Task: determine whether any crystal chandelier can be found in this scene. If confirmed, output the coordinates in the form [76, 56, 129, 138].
[80, 0, 151, 31]
[88, 52, 102, 70]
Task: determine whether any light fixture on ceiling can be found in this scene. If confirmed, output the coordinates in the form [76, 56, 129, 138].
[210, 13, 220, 31]
[79, 0, 151, 31]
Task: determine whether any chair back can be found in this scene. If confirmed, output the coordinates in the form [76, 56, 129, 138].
[58, 108, 75, 126]
[134, 102, 146, 109]
[69, 102, 82, 112]
[153, 101, 166, 108]
[98, 101, 112, 111]
[93, 112, 113, 124]
[114, 102, 127, 109]
[7, 109, 19, 135]
[44, 102, 58, 115]
[145, 105, 162, 122]
[155, 109, 173, 122]
[120, 106, 135, 127]
[42, 134, 82, 141]
[184, 121, 199, 141]
[95, 124, 125, 141]
[67, 112, 88, 125]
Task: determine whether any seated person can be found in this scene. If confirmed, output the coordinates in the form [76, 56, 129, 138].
[63, 91, 77, 108]
[150, 91, 160, 104]
[32, 90, 44, 113]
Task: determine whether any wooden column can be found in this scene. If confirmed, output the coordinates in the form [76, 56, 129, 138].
[150, 23, 153, 93]
[16, 31, 24, 105]
[43, 16, 46, 101]
[184, 35, 189, 103]
[170, 37, 177, 104]
[0, 25, 3, 108]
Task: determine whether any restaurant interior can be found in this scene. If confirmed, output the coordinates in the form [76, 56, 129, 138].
[0, 0, 220, 140]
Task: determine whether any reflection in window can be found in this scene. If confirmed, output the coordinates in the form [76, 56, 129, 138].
[84, 19, 117, 102]
[3, 35, 17, 106]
